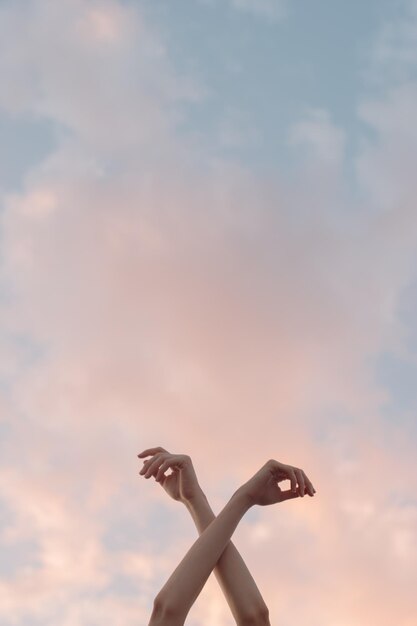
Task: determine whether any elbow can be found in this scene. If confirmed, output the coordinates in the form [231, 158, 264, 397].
[149, 594, 183, 626]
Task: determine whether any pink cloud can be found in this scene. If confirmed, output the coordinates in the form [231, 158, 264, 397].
[0, 1, 416, 625]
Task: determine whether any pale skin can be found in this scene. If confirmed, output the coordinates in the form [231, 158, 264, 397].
[138, 446, 316, 626]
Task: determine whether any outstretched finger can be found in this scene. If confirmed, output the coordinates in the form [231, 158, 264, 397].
[138, 446, 168, 459]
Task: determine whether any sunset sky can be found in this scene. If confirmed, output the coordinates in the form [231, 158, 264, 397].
[1, 1, 417, 624]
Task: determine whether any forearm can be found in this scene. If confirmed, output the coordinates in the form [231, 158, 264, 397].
[185, 489, 270, 625]
[153, 490, 251, 625]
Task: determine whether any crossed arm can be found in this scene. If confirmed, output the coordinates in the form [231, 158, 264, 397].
[139, 447, 316, 626]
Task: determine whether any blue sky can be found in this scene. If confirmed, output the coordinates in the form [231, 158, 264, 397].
[0, 0, 406, 189]
[137, 0, 401, 171]
[0, 1, 416, 625]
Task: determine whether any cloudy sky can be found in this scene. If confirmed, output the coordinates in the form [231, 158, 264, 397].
[0, 0, 417, 624]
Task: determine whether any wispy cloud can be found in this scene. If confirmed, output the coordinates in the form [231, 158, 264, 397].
[0, 1, 416, 625]
[369, 0, 417, 85]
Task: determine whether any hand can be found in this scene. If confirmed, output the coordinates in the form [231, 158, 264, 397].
[138, 446, 202, 503]
[238, 459, 316, 507]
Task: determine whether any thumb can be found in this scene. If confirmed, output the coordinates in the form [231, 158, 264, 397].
[280, 489, 300, 501]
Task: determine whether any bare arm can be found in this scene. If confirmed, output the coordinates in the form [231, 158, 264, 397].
[139, 450, 316, 626]
[149, 489, 251, 626]
[186, 489, 270, 625]
[139, 448, 271, 624]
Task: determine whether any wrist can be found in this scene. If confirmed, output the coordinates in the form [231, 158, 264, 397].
[183, 486, 207, 507]
[232, 486, 254, 512]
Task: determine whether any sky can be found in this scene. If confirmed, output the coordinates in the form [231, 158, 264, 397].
[0, 0, 417, 624]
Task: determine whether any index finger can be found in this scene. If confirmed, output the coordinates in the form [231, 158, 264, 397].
[270, 461, 297, 492]
[138, 446, 168, 458]
[287, 468, 297, 493]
